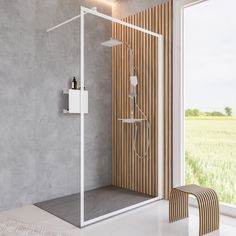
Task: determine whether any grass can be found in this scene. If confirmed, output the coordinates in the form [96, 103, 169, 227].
[185, 116, 236, 205]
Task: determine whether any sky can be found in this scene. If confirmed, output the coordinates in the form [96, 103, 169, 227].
[184, 0, 236, 115]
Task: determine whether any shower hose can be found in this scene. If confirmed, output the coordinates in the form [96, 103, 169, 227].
[133, 103, 150, 159]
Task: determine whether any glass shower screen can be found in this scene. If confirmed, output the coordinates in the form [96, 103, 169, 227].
[35, 5, 163, 229]
[81, 6, 164, 227]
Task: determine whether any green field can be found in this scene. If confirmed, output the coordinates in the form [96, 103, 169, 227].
[185, 116, 236, 205]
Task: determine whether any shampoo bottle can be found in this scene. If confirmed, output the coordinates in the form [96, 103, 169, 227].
[72, 77, 77, 89]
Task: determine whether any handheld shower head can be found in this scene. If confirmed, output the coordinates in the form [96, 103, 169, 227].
[130, 76, 138, 87]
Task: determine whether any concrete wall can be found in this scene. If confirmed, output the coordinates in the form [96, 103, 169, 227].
[0, 0, 112, 211]
[113, 0, 167, 19]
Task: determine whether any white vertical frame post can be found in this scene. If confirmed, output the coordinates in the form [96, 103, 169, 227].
[158, 36, 164, 198]
[173, 0, 185, 188]
[80, 7, 85, 227]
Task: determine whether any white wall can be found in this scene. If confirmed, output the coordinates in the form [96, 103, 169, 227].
[113, 0, 167, 19]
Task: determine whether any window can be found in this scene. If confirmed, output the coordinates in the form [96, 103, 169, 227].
[174, 0, 236, 215]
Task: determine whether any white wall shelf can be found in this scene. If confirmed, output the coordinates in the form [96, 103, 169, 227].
[63, 89, 88, 114]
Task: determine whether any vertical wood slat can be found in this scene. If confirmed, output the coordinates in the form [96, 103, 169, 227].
[145, 10, 148, 194]
[112, 22, 116, 186]
[117, 22, 121, 187]
[112, 1, 173, 197]
[150, 7, 154, 196]
[121, 22, 124, 189]
[139, 12, 143, 193]
[123, 22, 127, 190]
[133, 14, 137, 192]
[127, 16, 133, 191]
[165, 1, 170, 200]
[168, 0, 173, 199]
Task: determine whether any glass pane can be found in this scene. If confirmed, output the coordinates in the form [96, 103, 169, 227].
[84, 14, 160, 223]
[84, 12, 113, 222]
[34, 7, 81, 226]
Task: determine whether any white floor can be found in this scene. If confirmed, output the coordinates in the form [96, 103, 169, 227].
[0, 200, 236, 236]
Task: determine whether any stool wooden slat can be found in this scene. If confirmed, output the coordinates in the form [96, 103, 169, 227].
[169, 184, 219, 236]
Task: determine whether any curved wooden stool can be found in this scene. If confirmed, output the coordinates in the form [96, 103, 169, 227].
[169, 184, 219, 236]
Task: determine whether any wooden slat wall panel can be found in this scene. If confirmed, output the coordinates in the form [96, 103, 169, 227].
[112, 1, 173, 197]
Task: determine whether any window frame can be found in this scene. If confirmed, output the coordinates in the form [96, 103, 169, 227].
[173, 0, 236, 217]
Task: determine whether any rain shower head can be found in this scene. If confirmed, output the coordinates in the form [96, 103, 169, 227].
[102, 37, 135, 76]
[101, 38, 123, 47]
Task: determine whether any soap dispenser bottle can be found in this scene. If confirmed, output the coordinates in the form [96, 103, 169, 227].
[72, 77, 77, 90]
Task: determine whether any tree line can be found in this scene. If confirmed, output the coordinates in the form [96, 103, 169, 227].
[185, 107, 233, 117]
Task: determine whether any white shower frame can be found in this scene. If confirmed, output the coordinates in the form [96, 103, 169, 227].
[47, 6, 164, 227]
[80, 6, 164, 227]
